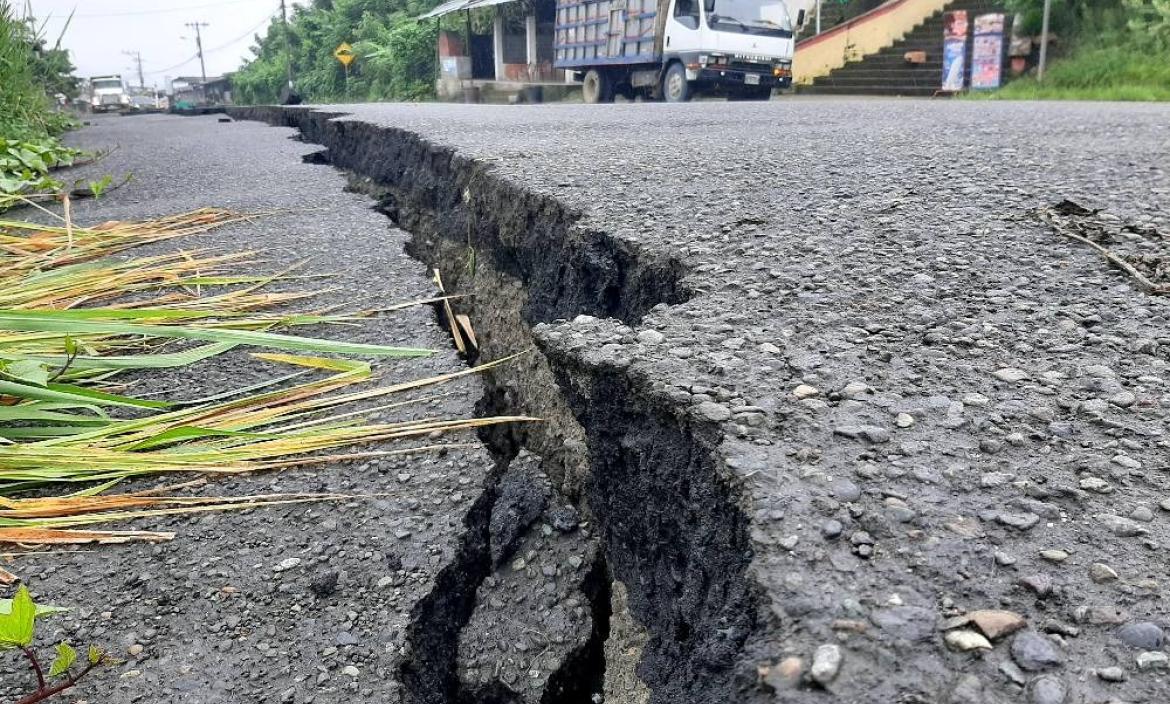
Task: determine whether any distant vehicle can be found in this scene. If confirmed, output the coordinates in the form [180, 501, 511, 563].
[556, 0, 802, 102]
[129, 91, 166, 110]
[89, 75, 130, 112]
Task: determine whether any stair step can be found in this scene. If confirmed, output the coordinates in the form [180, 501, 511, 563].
[816, 71, 942, 83]
[877, 46, 946, 55]
[813, 78, 940, 88]
[798, 85, 940, 96]
[829, 65, 944, 73]
[827, 69, 944, 78]
[837, 57, 944, 69]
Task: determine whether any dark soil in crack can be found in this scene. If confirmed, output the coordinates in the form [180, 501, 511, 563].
[230, 106, 761, 704]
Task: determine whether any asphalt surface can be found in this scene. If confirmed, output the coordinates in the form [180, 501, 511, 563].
[1, 113, 495, 703]
[5, 96, 1170, 704]
[240, 98, 1170, 703]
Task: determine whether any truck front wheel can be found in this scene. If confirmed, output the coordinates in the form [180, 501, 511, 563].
[661, 63, 690, 103]
[582, 69, 613, 104]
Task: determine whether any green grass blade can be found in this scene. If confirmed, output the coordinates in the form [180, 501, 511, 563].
[0, 311, 434, 357]
[0, 379, 167, 409]
[0, 342, 237, 370]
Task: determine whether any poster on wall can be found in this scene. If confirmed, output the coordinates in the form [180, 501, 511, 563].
[941, 10, 969, 92]
[971, 13, 1006, 89]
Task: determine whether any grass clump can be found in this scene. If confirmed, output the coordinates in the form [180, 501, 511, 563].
[0, 204, 526, 546]
[972, 43, 1170, 101]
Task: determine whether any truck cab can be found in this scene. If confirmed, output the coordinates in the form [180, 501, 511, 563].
[661, 0, 796, 100]
[557, 0, 798, 102]
[89, 75, 130, 113]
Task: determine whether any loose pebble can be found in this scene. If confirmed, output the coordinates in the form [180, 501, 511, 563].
[810, 644, 842, 685]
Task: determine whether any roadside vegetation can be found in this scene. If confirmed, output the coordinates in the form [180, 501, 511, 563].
[234, 0, 441, 103]
[979, 0, 1170, 101]
[0, 4, 83, 197]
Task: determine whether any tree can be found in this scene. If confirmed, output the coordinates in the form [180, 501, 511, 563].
[233, 0, 441, 103]
[1124, 0, 1170, 47]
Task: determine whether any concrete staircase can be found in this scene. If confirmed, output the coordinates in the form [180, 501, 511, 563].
[799, 0, 1008, 97]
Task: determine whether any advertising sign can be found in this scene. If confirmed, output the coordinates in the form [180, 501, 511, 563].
[971, 13, 1006, 90]
[941, 10, 969, 92]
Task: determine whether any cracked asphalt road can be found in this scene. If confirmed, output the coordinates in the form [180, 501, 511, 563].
[5, 95, 1170, 704]
[286, 98, 1170, 703]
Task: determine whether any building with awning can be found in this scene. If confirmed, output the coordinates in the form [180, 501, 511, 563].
[418, 0, 566, 100]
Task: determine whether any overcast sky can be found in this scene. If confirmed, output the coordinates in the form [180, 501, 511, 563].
[25, 0, 308, 88]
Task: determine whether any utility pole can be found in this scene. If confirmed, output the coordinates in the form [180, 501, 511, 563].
[185, 21, 209, 83]
[122, 50, 144, 89]
[1037, 0, 1052, 81]
[279, 0, 294, 93]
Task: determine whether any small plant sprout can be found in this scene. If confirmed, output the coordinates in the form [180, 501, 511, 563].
[1, 585, 111, 703]
[85, 175, 113, 198]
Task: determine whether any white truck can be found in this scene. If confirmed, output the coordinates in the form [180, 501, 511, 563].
[88, 75, 130, 113]
[555, 0, 802, 102]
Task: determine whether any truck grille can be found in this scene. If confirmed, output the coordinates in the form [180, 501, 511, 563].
[728, 60, 773, 73]
[100, 95, 119, 105]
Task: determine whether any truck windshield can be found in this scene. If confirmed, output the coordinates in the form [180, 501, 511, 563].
[708, 0, 792, 37]
[93, 79, 122, 89]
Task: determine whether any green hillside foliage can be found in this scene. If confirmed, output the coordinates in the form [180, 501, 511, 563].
[983, 0, 1170, 100]
[233, 0, 442, 104]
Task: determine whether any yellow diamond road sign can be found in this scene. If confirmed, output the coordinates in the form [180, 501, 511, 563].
[334, 42, 354, 67]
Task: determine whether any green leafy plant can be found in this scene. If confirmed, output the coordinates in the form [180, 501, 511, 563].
[1124, 0, 1170, 47]
[0, 137, 80, 198]
[1, 585, 111, 703]
[83, 175, 113, 199]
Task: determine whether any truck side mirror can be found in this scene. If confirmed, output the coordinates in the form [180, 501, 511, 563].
[797, 9, 806, 27]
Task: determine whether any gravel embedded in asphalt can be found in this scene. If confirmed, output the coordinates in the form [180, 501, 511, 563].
[266, 98, 1170, 703]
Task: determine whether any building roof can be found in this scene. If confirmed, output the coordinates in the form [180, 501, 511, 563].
[418, 0, 520, 20]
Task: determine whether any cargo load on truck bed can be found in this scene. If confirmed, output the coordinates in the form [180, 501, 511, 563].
[555, 0, 666, 68]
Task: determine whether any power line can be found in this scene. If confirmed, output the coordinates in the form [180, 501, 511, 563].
[141, 10, 274, 76]
[72, 0, 259, 19]
[143, 54, 199, 76]
[202, 13, 275, 55]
